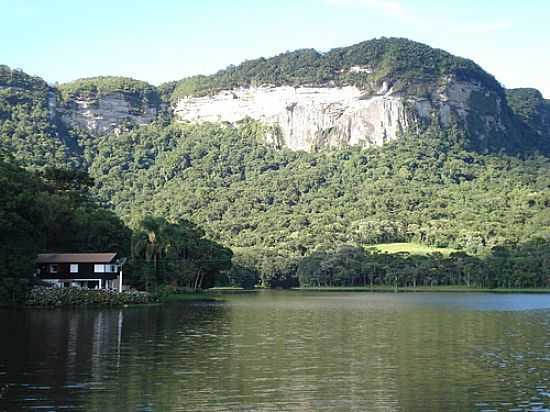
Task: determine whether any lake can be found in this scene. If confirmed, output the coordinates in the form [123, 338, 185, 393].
[1, 291, 549, 411]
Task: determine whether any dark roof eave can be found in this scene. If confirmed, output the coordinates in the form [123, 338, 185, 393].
[36, 253, 118, 264]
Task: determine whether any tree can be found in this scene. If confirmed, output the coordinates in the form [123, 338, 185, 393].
[131, 216, 232, 290]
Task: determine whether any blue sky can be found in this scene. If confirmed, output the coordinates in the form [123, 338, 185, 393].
[3, 0, 549, 97]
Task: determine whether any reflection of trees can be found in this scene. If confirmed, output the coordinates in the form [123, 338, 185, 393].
[391, 308, 549, 411]
[1, 296, 548, 411]
[83, 304, 230, 411]
[180, 294, 549, 411]
[0, 308, 126, 410]
[216, 294, 402, 411]
[0, 305, 229, 411]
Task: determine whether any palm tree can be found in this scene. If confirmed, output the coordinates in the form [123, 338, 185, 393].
[133, 216, 169, 289]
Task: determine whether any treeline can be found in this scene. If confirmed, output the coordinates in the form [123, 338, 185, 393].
[0, 161, 130, 278]
[222, 241, 550, 289]
[168, 37, 500, 100]
[129, 216, 232, 291]
[0, 64, 49, 91]
[58, 76, 161, 110]
[506, 88, 550, 138]
[0, 160, 128, 302]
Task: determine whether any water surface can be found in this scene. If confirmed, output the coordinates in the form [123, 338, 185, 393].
[0, 292, 549, 411]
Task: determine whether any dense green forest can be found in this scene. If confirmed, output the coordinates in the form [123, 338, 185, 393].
[0, 161, 127, 302]
[85, 121, 550, 255]
[0, 65, 76, 168]
[80, 122, 550, 289]
[1, 38, 550, 295]
[506, 88, 550, 137]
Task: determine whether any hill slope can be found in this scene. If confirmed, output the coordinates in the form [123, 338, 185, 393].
[1, 39, 550, 258]
[168, 38, 501, 98]
[1, 39, 550, 290]
[83, 122, 550, 256]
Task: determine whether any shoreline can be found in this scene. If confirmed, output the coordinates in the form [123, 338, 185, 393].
[295, 287, 550, 294]
[212, 286, 550, 294]
[4, 287, 548, 308]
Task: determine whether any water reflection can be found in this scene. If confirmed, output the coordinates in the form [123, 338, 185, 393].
[0, 292, 549, 412]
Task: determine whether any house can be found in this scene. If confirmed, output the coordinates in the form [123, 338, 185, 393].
[36, 253, 124, 292]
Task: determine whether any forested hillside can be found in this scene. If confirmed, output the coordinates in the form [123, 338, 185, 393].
[0, 65, 78, 167]
[86, 122, 550, 255]
[58, 76, 160, 104]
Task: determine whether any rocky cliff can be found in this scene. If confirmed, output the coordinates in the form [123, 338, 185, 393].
[60, 92, 158, 135]
[173, 76, 508, 151]
[57, 76, 161, 135]
[174, 85, 407, 151]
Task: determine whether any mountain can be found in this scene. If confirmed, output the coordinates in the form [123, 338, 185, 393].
[0, 65, 70, 167]
[1, 38, 550, 265]
[1, 38, 550, 159]
[171, 38, 518, 152]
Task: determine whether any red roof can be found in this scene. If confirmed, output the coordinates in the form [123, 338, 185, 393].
[36, 253, 117, 264]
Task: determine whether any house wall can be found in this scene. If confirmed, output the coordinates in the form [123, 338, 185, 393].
[37, 262, 119, 281]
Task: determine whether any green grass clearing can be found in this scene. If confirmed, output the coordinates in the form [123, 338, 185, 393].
[366, 242, 458, 256]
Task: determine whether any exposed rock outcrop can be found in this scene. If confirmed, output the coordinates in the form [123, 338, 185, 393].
[174, 86, 409, 150]
[173, 75, 509, 151]
[60, 92, 158, 135]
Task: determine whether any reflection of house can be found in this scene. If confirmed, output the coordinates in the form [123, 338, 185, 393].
[36, 253, 123, 291]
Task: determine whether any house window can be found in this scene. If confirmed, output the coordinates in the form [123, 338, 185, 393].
[109, 265, 117, 273]
[94, 264, 105, 273]
[70, 264, 78, 273]
[49, 264, 58, 273]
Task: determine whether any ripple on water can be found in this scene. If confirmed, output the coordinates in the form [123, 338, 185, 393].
[0, 292, 549, 411]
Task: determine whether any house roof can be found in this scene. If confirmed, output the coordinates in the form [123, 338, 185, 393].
[36, 253, 118, 264]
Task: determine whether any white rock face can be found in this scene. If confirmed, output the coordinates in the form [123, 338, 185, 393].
[173, 78, 508, 151]
[61, 92, 157, 135]
[47, 91, 57, 121]
[53, 76, 508, 150]
[174, 86, 412, 151]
